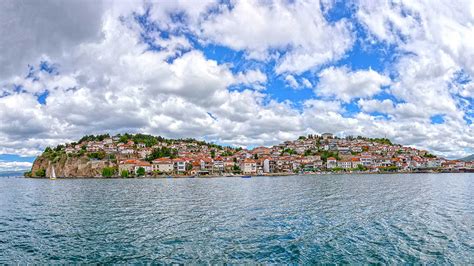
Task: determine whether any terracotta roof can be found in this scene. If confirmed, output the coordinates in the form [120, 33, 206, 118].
[122, 159, 140, 164]
[152, 158, 173, 164]
[136, 161, 151, 166]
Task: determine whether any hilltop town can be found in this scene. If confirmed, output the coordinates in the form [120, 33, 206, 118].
[27, 133, 473, 178]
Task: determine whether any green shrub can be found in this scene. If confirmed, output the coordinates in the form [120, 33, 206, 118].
[102, 167, 116, 177]
[120, 170, 129, 178]
[88, 152, 106, 160]
[35, 168, 46, 177]
[137, 167, 145, 176]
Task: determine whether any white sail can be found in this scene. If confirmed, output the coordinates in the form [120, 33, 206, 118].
[51, 166, 57, 179]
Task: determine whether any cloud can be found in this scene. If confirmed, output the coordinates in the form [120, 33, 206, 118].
[316, 67, 391, 102]
[0, 0, 472, 161]
[199, 0, 353, 74]
[285, 75, 299, 89]
[301, 78, 312, 88]
[357, 0, 473, 125]
[235, 69, 268, 89]
[0, 161, 32, 172]
[358, 99, 395, 114]
[0, 0, 105, 79]
[0, 11, 302, 154]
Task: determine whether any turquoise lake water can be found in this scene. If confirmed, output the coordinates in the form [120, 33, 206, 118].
[0, 174, 472, 263]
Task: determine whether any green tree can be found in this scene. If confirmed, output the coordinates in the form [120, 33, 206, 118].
[54, 144, 64, 152]
[232, 164, 241, 174]
[102, 167, 116, 177]
[320, 151, 340, 161]
[137, 167, 145, 176]
[120, 170, 129, 178]
[357, 164, 367, 171]
[221, 150, 234, 156]
[35, 168, 46, 177]
[281, 148, 296, 155]
[88, 152, 106, 160]
[146, 147, 177, 161]
[186, 164, 193, 172]
[210, 149, 216, 158]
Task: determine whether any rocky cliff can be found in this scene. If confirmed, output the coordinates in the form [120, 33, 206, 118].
[29, 154, 117, 178]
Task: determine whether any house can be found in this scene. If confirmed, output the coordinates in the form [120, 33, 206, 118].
[454, 161, 466, 169]
[134, 161, 152, 174]
[65, 146, 76, 154]
[223, 158, 236, 172]
[173, 158, 188, 174]
[190, 161, 202, 175]
[351, 157, 361, 168]
[152, 158, 174, 173]
[337, 146, 351, 154]
[240, 158, 257, 175]
[86, 143, 101, 152]
[322, 133, 333, 140]
[138, 148, 152, 159]
[251, 147, 271, 157]
[275, 157, 294, 172]
[360, 156, 373, 167]
[212, 157, 224, 173]
[118, 159, 139, 173]
[200, 157, 214, 172]
[338, 160, 352, 169]
[313, 160, 324, 169]
[326, 157, 337, 169]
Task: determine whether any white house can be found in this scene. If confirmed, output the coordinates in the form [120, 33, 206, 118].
[337, 160, 352, 169]
[326, 157, 337, 169]
[173, 158, 188, 173]
[152, 158, 174, 173]
[240, 159, 257, 174]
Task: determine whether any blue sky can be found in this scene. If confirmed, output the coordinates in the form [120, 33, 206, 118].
[0, 0, 473, 171]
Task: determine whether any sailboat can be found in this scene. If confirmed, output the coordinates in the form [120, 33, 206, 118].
[50, 165, 57, 180]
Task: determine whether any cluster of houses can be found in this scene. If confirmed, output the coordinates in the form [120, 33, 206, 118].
[63, 133, 474, 176]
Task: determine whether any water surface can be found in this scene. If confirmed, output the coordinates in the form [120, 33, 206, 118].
[0, 174, 473, 263]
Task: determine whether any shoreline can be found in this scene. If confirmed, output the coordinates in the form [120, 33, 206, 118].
[24, 169, 474, 179]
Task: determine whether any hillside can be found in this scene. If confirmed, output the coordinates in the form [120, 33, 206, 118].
[24, 132, 460, 178]
[458, 154, 474, 162]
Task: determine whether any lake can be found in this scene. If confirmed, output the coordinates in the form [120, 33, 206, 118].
[0, 174, 472, 263]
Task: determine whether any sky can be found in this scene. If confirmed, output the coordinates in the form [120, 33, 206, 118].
[0, 0, 473, 171]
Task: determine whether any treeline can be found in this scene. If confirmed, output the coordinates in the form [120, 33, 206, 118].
[75, 133, 230, 151]
[146, 147, 178, 161]
[79, 134, 111, 143]
[298, 134, 396, 146]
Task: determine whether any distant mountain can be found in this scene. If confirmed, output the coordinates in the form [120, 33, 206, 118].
[458, 154, 474, 162]
[0, 170, 26, 177]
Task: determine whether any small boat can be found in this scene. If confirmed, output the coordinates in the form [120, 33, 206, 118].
[50, 166, 57, 180]
[189, 175, 196, 178]
[166, 175, 173, 178]
[241, 175, 251, 178]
